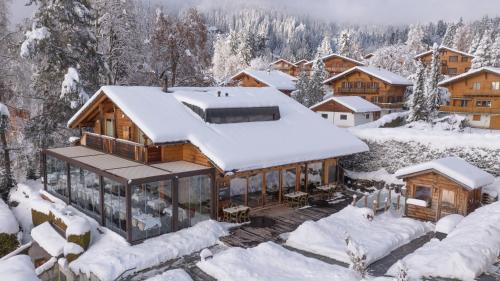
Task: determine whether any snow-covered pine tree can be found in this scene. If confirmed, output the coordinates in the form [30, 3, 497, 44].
[21, 0, 104, 161]
[471, 28, 493, 69]
[491, 36, 500, 67]
[292, 70, 310, 106]
[212, 33, 247, 83]
[426, 43, 441, 120]
[338, 30, 352, 57]
[406, 24, 426, 55]
[441, 22, 457, 47]
[316, 35, 333, 58]
[307, 58, 327, 107]
[407, 62, 428, 122]
[453, 23, 471, 52]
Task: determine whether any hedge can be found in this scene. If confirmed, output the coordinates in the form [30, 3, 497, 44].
[0, 233, 20, 258]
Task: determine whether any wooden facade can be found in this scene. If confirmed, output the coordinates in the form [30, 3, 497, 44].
[304, 54, 363, 77]
[324, 69, 409, 110]
[415, 47, 473, 76]
[270, 59, 299, 76]
[439, 68, 500, 129]
[228, 72, 295, 96]
[401, 171, 482, 222]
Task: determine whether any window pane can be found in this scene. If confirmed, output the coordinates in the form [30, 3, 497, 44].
[282, 168, 296, 195]
[327, 162, 337, 183]
[178, 175, 212, 229]
[265, 170, 280, 205]
[248, 174, 263, 208]
[46, 156, 68, 198]
[69, 166, 100, 219]
[415, 186, 432, 205]
[307, 162, 323, 193]
[441, 189, 455, 206]
[104, 178, 127, 237]
[229, 177, 247, 206]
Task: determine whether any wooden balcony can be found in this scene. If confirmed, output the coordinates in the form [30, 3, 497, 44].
[81, 132, 161, 163]
[377, 102, 405, 109]
[335, 87, 379, 95]
[439, 105, 500, 114]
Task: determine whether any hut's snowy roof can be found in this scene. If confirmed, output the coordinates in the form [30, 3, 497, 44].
[269, 58, 297, 67]
[311, 96, 381, 113]
[68, 86, 368, 172]
[395, 157, 495, 189]
[324, 66, 413, 86]
[231, 70, 297, 91]
[31, 222, 65, 257]
[438, 67, 500, 86]
[304, 53, 364, 66]
[414, 46, 474, 59]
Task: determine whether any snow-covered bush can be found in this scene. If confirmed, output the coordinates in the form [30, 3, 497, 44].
[345, 234, 367, 277]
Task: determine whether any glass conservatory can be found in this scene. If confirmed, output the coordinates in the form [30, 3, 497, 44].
[43, 146, 215, 243]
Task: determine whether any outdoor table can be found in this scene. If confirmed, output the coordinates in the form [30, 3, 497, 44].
[284, 191, 308, 208]
[223, 205, 250, 223]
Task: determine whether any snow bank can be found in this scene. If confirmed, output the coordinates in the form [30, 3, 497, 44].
[387, 201, 500, 280]
[435, 214, 463, 234]
[31, 222, 65, 257]
[70, 220, 231, 281]
[197, 242, 361, 281]
[0, 255, 40, 281]
[144, 269, 193, 281]
[286, 205, 432, 265]
[0, 199, 19, 234]
[354, 111, 408, 129]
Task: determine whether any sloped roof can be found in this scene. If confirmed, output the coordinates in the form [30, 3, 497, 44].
[311, 96, 381, 113]
[414, 46, 474, 59]
[438, 67, 500, 86]
[231, 70, 297, 91]
[395, 157, 494, 189]
[304, 53, 364, 66]
[68, 86, 368, 173]
[269, 58, 297, 67]
[324, 66, 413, 86]
[294, 59, 308, 65]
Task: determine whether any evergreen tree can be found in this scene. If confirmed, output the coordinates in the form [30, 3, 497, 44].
[453, 23, 471, 52]
[491, 36, 500, 67]
[316, 35, 333, 58]
[406, 24, 426, 54]
[471, 28, 493, 69]
[307, 58, 327, 107]
[292, 70, 310, 106]
[426, 43, 441, 120]
[408, 62, 428, 122]
[21, 0, 104, 169]
[441, 23, 457, 47]
[338, 30, 352, 57]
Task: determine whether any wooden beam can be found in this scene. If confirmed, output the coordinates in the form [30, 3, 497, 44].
[113, 105, 118, 138]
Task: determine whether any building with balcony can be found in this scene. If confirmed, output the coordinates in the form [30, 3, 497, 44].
[415, 46, 474, 76]
[303, 53, 364, 77]
[323, 66, 413, 113]
[438, 67, 500, 129]
[43, 86, 368, 243]
[228, 69, 297, 96]
[310, 96, 381, 127]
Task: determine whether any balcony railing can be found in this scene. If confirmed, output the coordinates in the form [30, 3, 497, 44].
[335, 87, 379, 94]
[376, 102, 405, 109]
[439, 105, 500, 114]
[81, 132, 162, 163]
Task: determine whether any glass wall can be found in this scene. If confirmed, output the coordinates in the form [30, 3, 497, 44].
[248, 174, 263, 207]
[229, 177, 247, 206]
[327, 161, 337, 184]
[69, 166, 101, 220]
[131, 180, 173, 241]
[104, 178, 127, 237]
[282, 168, 297, 195]
[299, 165, 307, 192]
[307, 162, 324, 193]
[265, 170, 280, 205]
[46, 156, 68, 198]
[178, 175, 212, 229]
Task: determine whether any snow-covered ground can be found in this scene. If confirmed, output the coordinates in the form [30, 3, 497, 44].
[286, 205, 433, 265]
[9, 181, 44, 242]
[197, 241, 361, 281]
[0, 255, 40, 281]
[387, 201, 500, 280]
[144, 269, 193, 281]
[0, 198, 19, 235]
[345, 168, 403, 186]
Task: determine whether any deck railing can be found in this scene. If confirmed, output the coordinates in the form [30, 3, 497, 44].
[440, 105, 500, 114]
[335, 87, 379, 94]
[82, 132, 149, 163]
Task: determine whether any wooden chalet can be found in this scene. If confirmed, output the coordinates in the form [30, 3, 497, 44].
[43, 86, 368, 243]
[269, 59, 299, 76]
[395, 157, 494, 222]
[414, 46, 474, 76]
[438, 67, 500, 129]
[228, 70, 297, 96]
[303, 53, 364, 77]
[310, 96, 381, 127]
[324, 66, 413, 112]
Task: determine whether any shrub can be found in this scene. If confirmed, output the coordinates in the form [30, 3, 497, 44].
[0, 233, 20, 258]
[67, 232, 91, 250]
[31, 209, 50, 226]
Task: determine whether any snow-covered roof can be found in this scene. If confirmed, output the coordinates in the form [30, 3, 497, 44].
[0, 200, 19, 234]
[68, 86, 368, 173]
[324, 66, 413, 86]
[231, 70, 297, 91]
[438, 67, 500, 86]
[304, 53, 364, 66]
[31, 222, 66, 257]
[293, 59, 308, 65]
[269, 58, 297, 67]
[395, 157, 495, 189]
[414, 46, 474, 59]
[310, 96, 381, 113]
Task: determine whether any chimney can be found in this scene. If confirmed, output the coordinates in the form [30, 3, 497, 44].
[217, 91, 221, 97]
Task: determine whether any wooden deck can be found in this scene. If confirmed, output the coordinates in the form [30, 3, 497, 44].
[220, 193, 352, 248]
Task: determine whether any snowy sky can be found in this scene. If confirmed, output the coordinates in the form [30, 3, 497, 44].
[9, 0, 500, 26]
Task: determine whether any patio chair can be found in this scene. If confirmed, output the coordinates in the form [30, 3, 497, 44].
[238, 208, 250, 223]
[299, 194, 309, 207]
[230, 211, 239, 223]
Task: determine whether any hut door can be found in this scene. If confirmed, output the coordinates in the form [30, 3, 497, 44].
[439, 189, 457, 218]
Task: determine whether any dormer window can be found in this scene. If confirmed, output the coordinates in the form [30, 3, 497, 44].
[183, 102, 280, 124]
